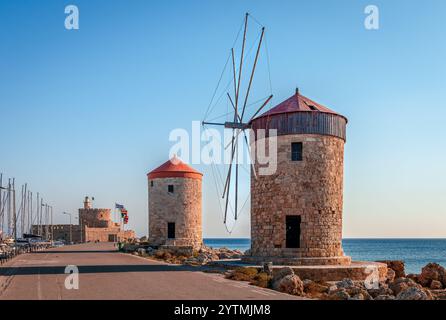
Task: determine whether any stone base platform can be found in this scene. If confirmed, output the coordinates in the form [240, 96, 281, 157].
[209, 259, 388, 282]
[242, 255, 352, 266]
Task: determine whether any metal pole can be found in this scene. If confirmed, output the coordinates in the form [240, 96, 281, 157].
[70, 213, 72, 244]
[7, 179, 11, 237]
[36, 193, 39, 236]
[0, 173, 2, 238]
[12, 178, 16, 240]
[50, 206, 53, 242]
[28, 191, 31, 234]
[40, 199, 43, 237]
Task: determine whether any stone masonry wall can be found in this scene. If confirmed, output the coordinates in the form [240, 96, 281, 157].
[250, 134, 347, 263]
[85, 227, 135, 242]
[148, 177, 202, 250]
[79, 208, 113, 228]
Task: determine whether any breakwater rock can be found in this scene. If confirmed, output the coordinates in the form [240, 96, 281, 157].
[224, 260, 446, 300]
[122, 242, 243, 265]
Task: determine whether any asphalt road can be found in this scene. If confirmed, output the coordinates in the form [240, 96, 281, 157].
[0, 243, 300, 300]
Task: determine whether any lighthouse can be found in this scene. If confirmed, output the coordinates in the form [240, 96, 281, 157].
[245, 89, 351, 265]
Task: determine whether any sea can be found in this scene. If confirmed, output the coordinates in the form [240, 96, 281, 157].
[203, 238, 446, 274]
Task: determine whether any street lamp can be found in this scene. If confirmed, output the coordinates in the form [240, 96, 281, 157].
[63, 212, 72, 244]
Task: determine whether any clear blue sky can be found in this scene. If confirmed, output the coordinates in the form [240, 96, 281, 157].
[1, 0, 445, 238]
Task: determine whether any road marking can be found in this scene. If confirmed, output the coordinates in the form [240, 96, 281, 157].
[37, 252, 50, 300]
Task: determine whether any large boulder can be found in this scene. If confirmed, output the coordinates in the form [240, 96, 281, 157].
[378, 260, 406, 278]
[386, 269, 396, 283]
[303, 280, 329, 298]
[367, 282, 394, 298]
[336, 278, 355, 290]
[406, 273, 420, 283]
[419, 263, 446, 288]
[389, 277, 421, 295]
[375, 294, 395, 300]
[396, 287, 432, 300]
[347, 287, 373, 300]
[431, 289, 446, 300]
[272, 267, 294, 286]
[277, 274, 304, 296]
[430, 280, 443, 290]
[349, 293, 365, 300]
[326, 289, 350, 300]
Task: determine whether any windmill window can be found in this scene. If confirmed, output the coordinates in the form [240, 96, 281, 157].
[308, 105, 318, 111]
[151, 181, 154, 187]
[168, 185, 174, 193]
[291, 142, 303, 161]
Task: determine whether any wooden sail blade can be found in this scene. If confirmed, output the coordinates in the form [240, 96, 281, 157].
[240, 27, 265, 122]
[243, 130, 258, 180]
[235, 149, 239, 221]
[227, 93, 242, 123]
[231, 48, 238, 122]
[249, 94, 273, 123]
[222, 129, 236, 198]
[235, 13, 248, 112]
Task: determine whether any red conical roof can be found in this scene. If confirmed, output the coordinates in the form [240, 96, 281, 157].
[147, 156, 203, 180]
[254, 89, 346, 121]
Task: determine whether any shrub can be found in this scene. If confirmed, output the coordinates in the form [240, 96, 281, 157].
[226, 267, 259, 281]
[250, 272, 271, 288]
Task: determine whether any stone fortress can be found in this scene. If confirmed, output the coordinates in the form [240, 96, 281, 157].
[147, 156, 203, 251]
[33, 196, 135, 243]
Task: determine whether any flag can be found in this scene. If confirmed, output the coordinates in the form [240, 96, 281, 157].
[115, 203, 124, 209]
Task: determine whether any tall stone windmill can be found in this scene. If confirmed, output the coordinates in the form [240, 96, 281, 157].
[202, 14, 392, 282]
[244, 89, 351, 265]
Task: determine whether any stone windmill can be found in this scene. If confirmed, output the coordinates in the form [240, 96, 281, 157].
[203, 13, 352, 267]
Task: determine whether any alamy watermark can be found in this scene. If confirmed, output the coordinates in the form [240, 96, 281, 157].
[64, 265, 79, 290]
[364, 5, 380, 30]
[169, 121, 278, 176]
[65, 5, 79, 30]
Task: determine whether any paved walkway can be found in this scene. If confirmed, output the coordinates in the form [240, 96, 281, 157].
[0, 243, 300, 300]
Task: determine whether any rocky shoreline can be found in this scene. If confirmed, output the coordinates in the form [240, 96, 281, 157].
[121, 242, 243, 265]
[225, 260, 446, 300]
[121, 241, 446, 300]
